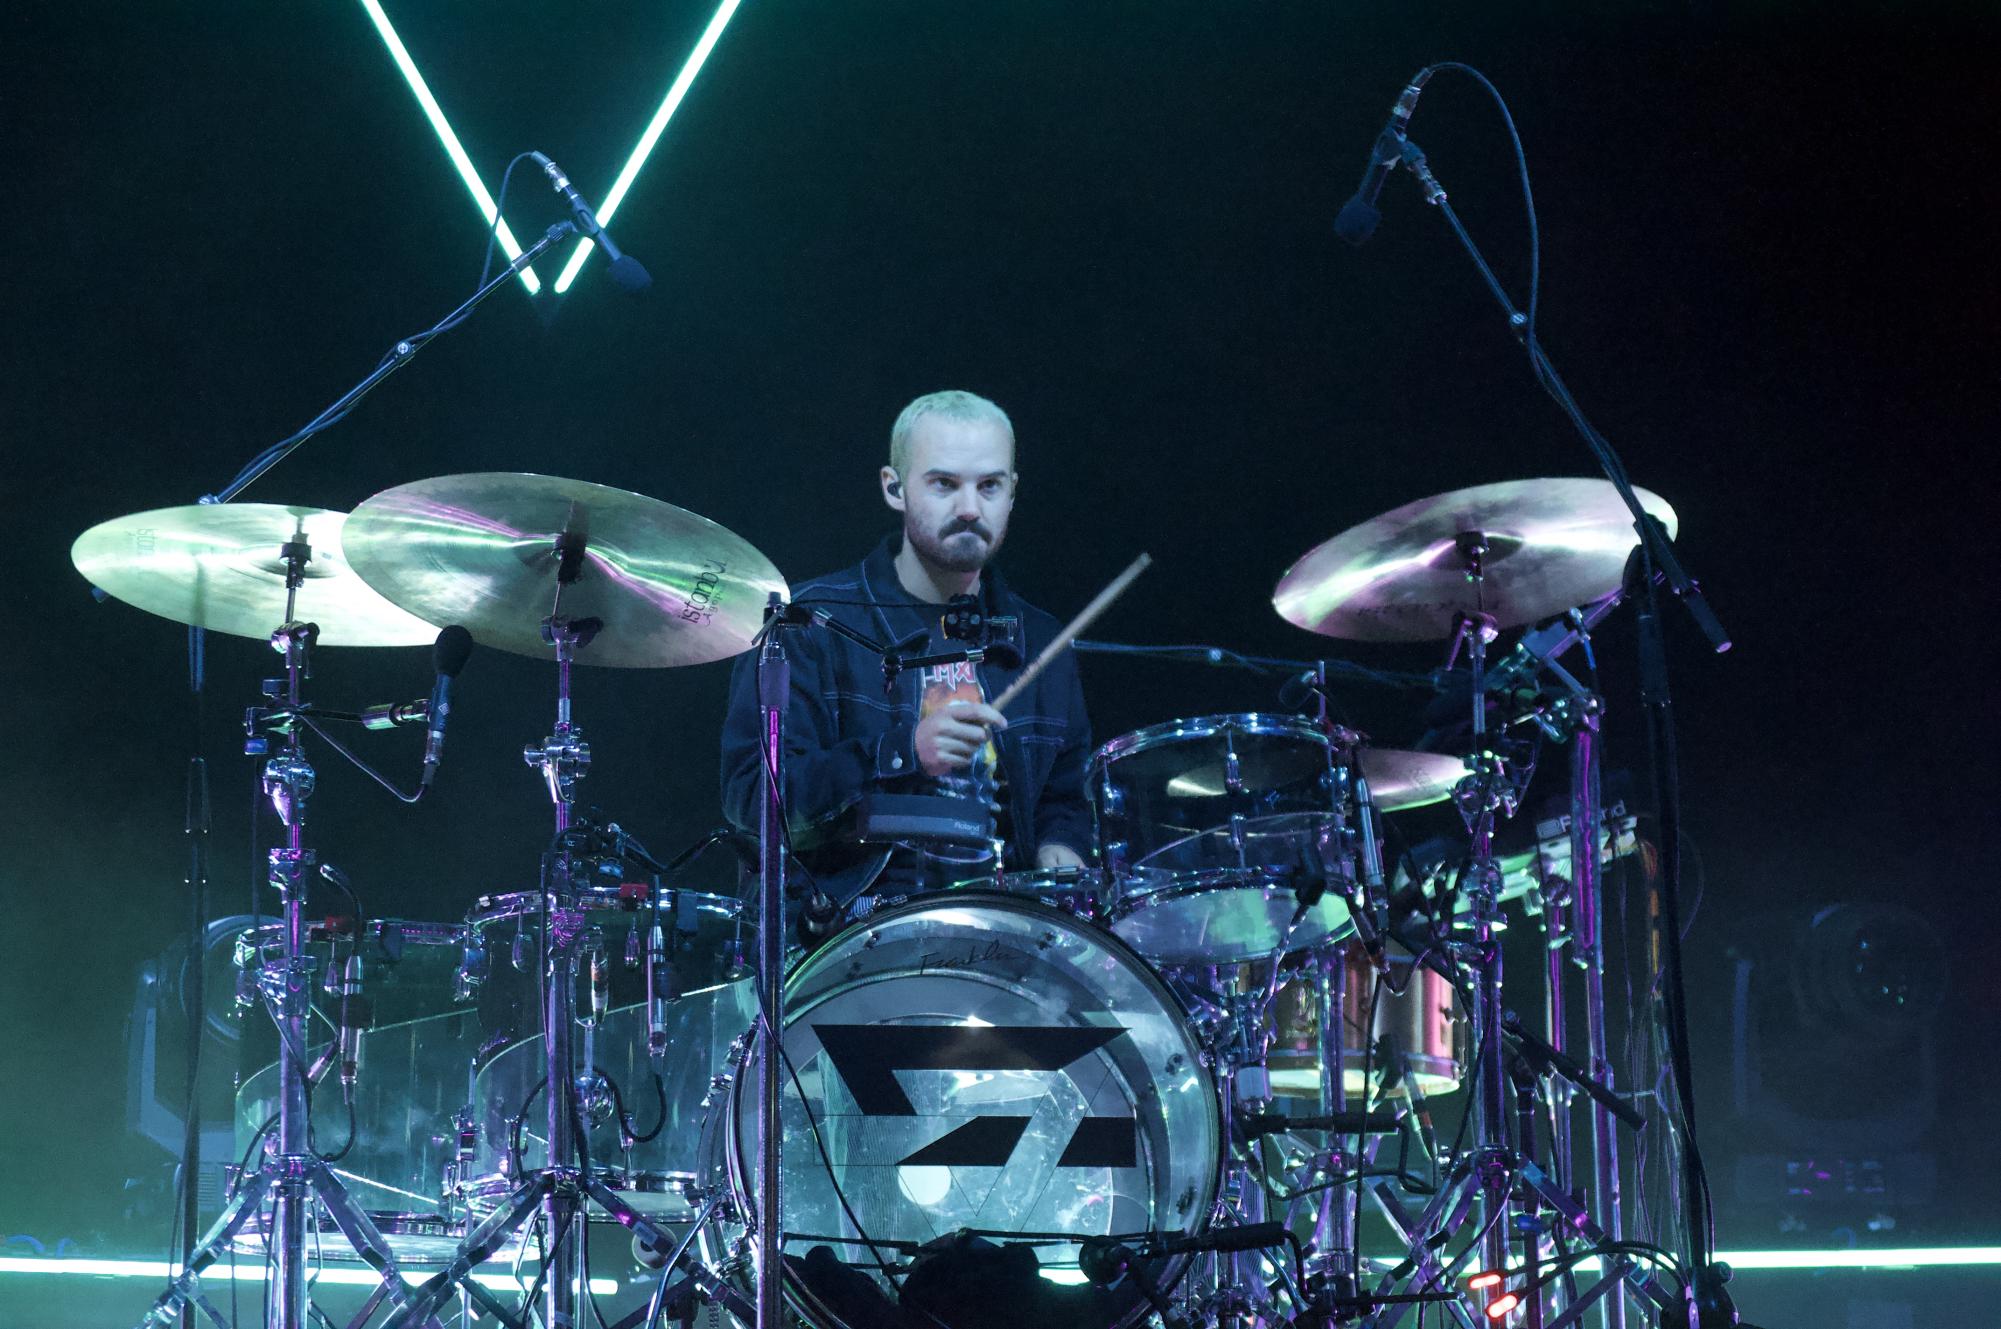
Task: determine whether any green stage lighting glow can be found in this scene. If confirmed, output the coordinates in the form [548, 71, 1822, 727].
[1719, 1247, 2001, 1270]
[358, 0, 543, 295]
[550, 0, 745, 293]
[0, 1256, 616, 1294]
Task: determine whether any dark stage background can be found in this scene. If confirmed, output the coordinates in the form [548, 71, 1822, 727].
[4, 1, 1998, 1321]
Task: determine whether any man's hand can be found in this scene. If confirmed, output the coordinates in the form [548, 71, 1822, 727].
[1036, 841, 1087, 870]
[914, 700, 1007, 777]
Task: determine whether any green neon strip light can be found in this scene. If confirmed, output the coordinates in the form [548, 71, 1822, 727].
[550, 0, 745, 294]
[0, 1256, 614, 1293]
[358, 0, 543, 295]
[1721, 1247, 2001, 1270]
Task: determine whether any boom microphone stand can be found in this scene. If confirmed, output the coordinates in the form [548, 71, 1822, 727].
[1355, 68, 1735, 1323]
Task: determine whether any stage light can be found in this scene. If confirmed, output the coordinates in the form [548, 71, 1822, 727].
[1483, 1290, 1520, 1319]
[1466, 1268, 1505, 1290]
[549, 0, 745, 293]
[1718, 1247, 2001, 1270]
[357, 0, 543, 295]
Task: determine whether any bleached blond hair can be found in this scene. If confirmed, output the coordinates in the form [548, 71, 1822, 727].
[888, 390, 1015, 480]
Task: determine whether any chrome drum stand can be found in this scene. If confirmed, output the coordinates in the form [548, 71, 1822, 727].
[137, 541, 437, 1329]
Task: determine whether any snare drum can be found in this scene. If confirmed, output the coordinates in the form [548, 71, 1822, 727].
[460, 886, 754, 1222]
[1093, 713, 1356, 964]
[698, 893, 1220, 1329]
[1267, 943, 1462, 1099]
[230, 918, 479, 1264]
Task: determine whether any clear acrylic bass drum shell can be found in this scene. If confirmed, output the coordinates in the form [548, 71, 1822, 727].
[704, 892, 1221, 1329]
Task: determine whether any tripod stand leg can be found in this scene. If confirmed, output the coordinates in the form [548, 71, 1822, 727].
[1515, 1162, 1679, 1329]
[380, 1174, 552, 1329]
[582, 1175, 755, 1324]
[136, 1171, 278, 1328]
[1366, 1180, 1482, 1329]
[295, 1160, 450, 1329]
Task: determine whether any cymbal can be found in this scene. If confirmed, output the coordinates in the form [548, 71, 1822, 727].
[1357, 747, 1468, 812]
[1273, 478, 1678, 642]
[71, 504, 439, 646]
[342, 473, 787, 669]
[1157, 743, 1464, 812]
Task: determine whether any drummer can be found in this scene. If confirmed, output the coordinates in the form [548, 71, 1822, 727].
[719, 390, 1093, 903]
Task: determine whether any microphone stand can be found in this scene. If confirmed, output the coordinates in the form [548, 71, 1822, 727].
[1394, 134, 1736, 1324]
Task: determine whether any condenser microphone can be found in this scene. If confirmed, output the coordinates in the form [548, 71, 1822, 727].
[1334, 70, 1433, 246]
[420, 626, 474, 789]
[529, 152, 653, 292]
[336, 955, 367, 1102]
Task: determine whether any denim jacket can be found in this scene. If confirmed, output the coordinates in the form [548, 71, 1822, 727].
[720, 536, 1094, 900]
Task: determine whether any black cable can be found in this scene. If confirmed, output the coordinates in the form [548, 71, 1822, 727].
[1351, 967, 1385, 1286]
[296, 714, 423, 804]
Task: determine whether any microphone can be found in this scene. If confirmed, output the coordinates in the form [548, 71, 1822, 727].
[529, 152, 653, 292]
[359, 698, 428, 731]
[1333, 70, 1433, 246]
[335, 954, 368, 1102]
[796, 886, 842, 944]
[420, 626, 474, 789]
[645, 922, 677, 1062]
[1278, 668, 1318, 711]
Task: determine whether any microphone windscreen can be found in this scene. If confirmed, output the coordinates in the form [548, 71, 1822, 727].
[1333, 197, 1381, 247]
[607, 255, 653, 293]
[433, 624, 475, 678]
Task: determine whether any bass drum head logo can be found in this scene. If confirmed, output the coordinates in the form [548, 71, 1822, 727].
[727, 895, 1217, 1320]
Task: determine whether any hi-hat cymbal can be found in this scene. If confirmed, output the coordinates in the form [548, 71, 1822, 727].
[1274, 478, 1678, 643]
[342, 473, 787, 669]
[71, 504, 439, 646]
[1358, 747, 1470, 812]
[1155, 744, 1465, 812]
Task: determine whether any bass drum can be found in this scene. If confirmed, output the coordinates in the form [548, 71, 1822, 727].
[703, 893, 1219, 1329]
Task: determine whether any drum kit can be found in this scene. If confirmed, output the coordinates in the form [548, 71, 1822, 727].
[80, 471, 1685, 1329]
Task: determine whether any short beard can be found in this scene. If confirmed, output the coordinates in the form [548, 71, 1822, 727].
[906, 517, 1000, 575]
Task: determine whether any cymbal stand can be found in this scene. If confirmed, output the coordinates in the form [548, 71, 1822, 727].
[1361, 535, 1522, 1328]
[137, 537, 438, 1329]
[385, 545, 719, 1329]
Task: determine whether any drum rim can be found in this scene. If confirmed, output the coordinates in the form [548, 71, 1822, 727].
[1089, 709, 1331, 773]
[466, 886, 743, 928]
[718, 890, 1224, 1329]
[1106, 871, 1354, 962]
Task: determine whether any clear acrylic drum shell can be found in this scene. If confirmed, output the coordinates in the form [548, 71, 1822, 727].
[1090, 714, 1355, 963]
[461, 889, 754, 1221]
[230, 919, 480, 1264]
[709, 893, 1220, 1329]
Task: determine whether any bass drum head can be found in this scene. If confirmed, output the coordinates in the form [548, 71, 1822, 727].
[719, 893, 1218, 1329]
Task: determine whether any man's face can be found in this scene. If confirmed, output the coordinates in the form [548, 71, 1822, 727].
[882, 415, 1016, 575]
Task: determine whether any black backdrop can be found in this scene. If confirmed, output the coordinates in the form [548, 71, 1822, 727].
[4, 0, 1997, 1264]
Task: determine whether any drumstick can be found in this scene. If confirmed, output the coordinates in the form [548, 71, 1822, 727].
[992, 552, 1152, 712]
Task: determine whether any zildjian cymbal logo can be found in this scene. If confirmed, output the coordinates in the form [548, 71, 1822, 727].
[812, 1024, 1136, 1168]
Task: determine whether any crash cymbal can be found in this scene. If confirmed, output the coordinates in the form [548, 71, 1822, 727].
[343, 473, 787, 668]
[71, 504, 439, 646]
[1273, 478, 1678, 642]
[1357, 747, 1469, 812]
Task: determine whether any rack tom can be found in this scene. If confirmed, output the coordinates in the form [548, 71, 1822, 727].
[1092, 713, 1356, 964]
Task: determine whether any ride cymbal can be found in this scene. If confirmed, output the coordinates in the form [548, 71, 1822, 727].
[343, 473, 787, 668]
[1274, 478, 1678, 642]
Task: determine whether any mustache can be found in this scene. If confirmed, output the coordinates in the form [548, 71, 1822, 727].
[940, 519, 991, 540]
